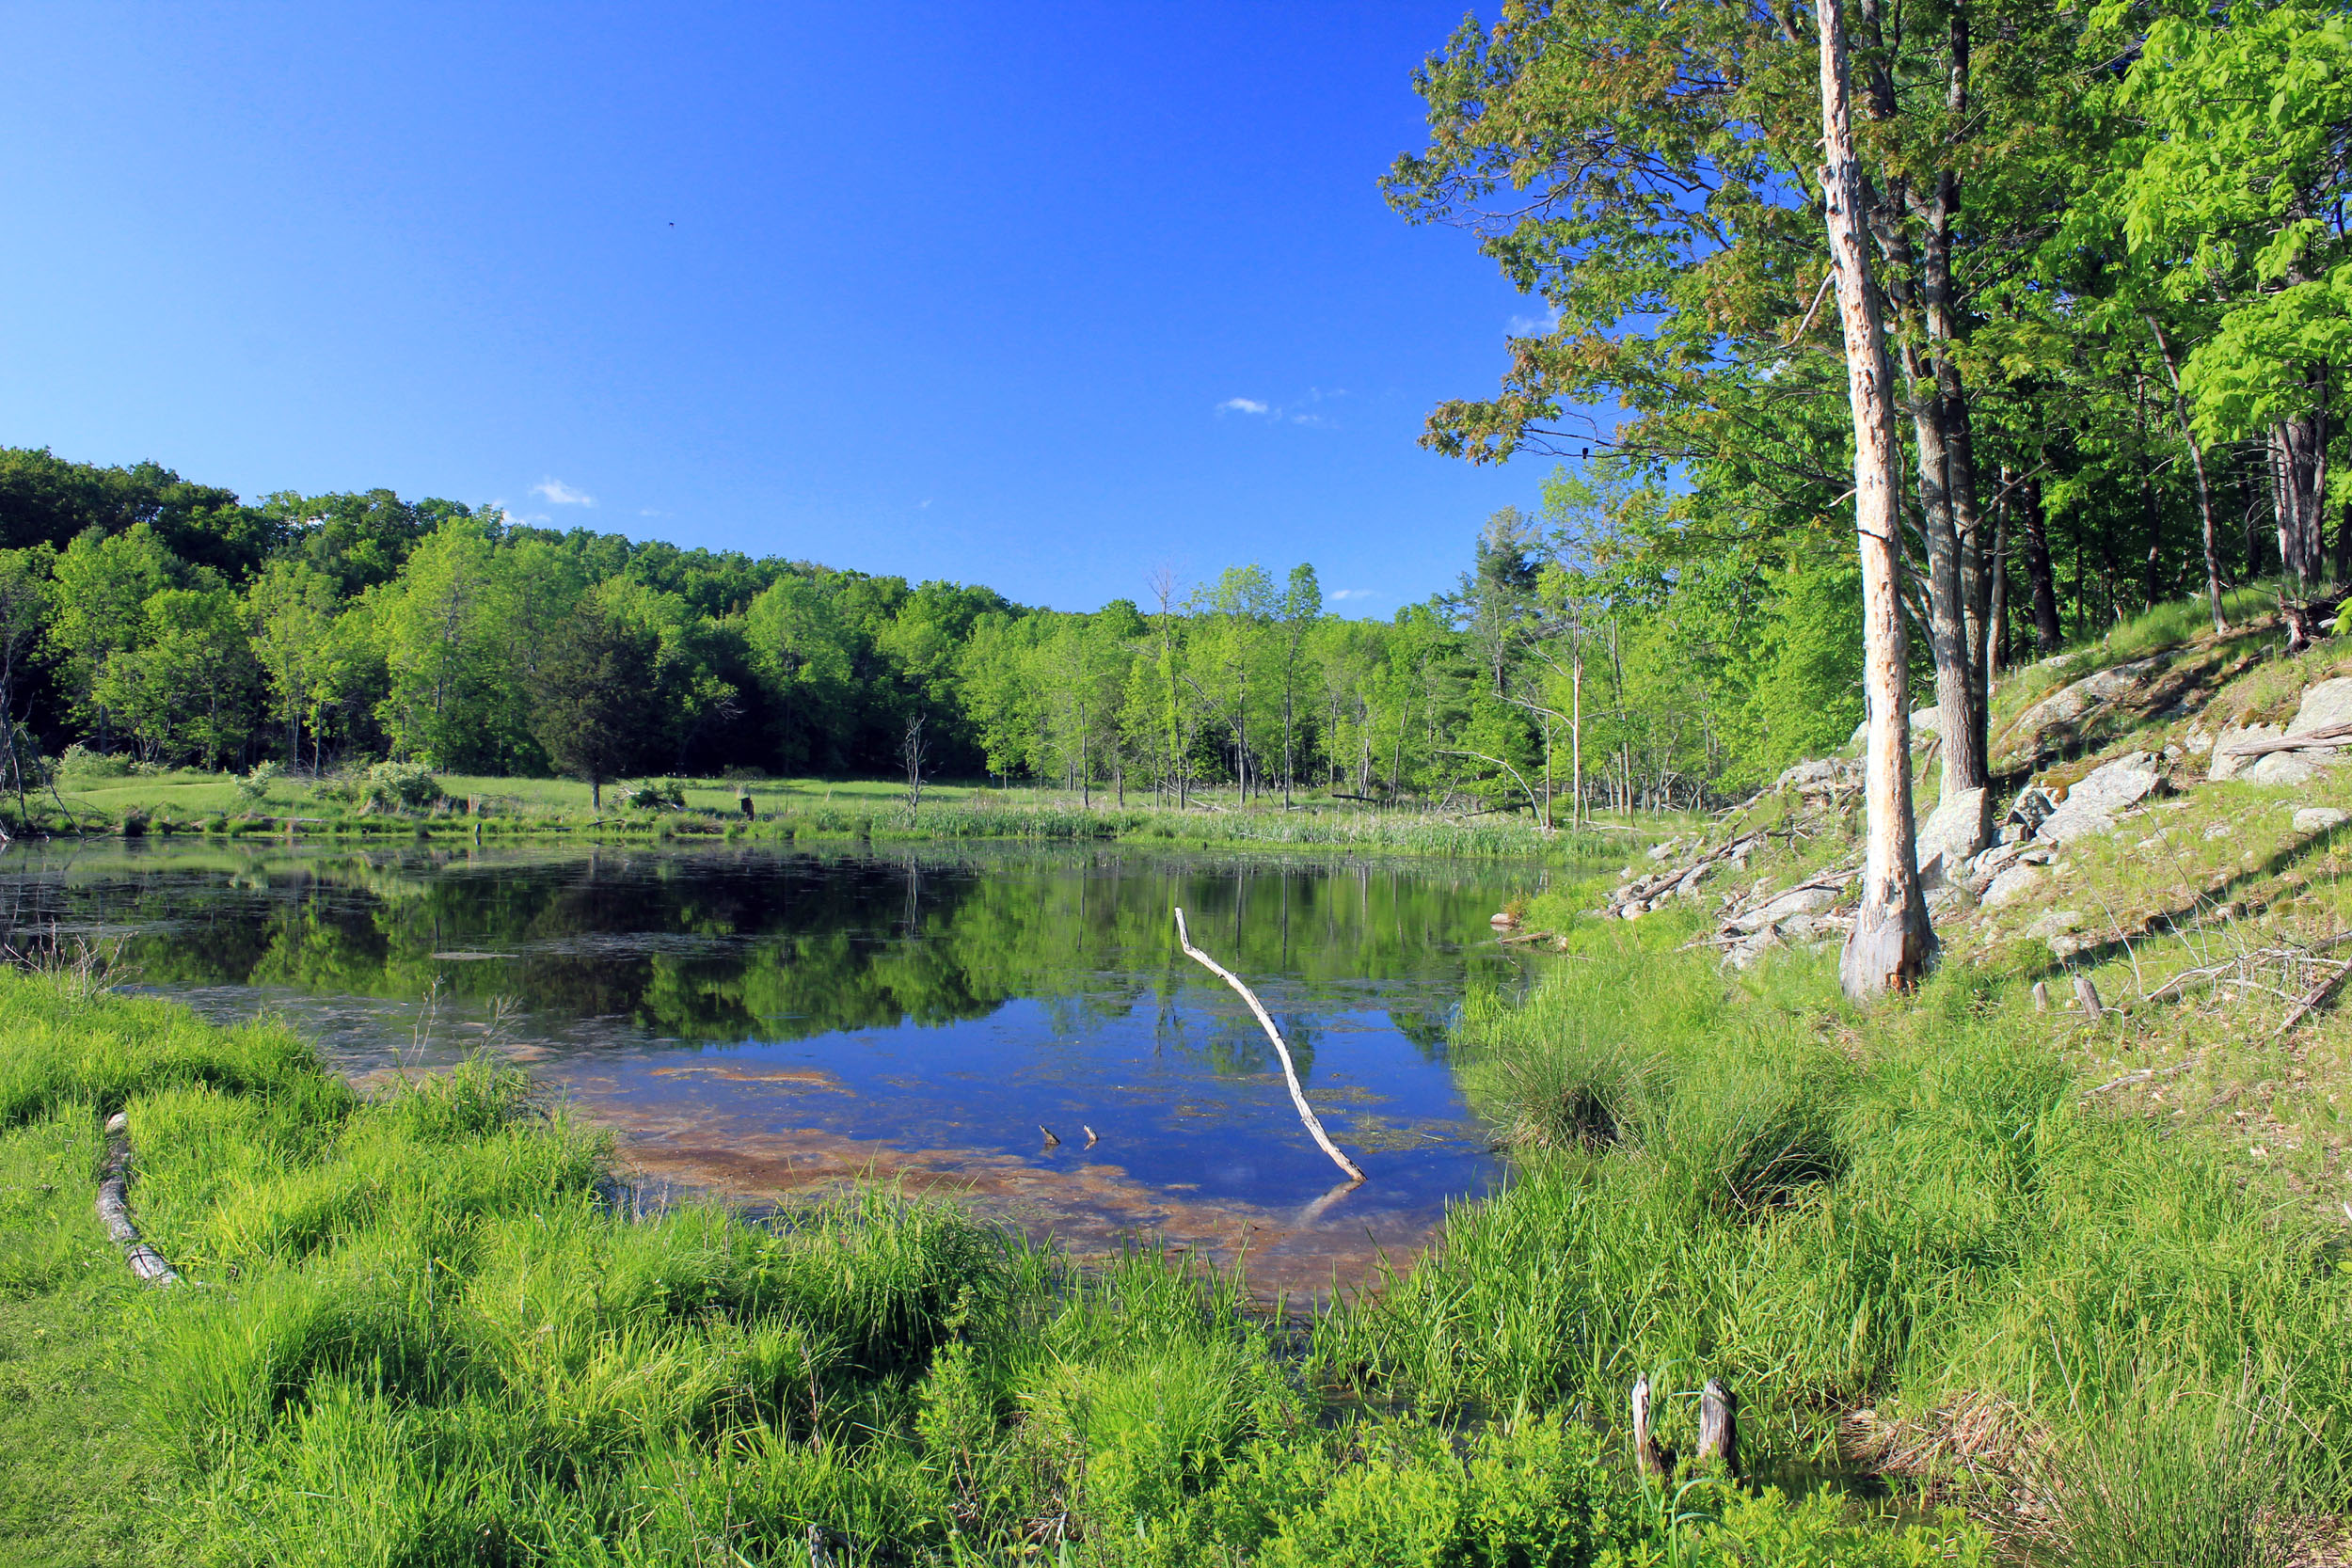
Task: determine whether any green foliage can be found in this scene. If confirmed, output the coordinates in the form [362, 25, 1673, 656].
[1744, 553, 1867, 778]
[530, 600, 659, 801]
[620, 779, 686, 812]
[1256, 1416, 1638, 1568]
[364, 761, 441, 811]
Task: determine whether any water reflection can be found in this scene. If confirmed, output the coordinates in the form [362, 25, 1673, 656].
[0, 840, 1547, 1291]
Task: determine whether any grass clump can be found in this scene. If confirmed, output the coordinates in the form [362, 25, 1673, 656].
[1316, 923, 2352, 1555]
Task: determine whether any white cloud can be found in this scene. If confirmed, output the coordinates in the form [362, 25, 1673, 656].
[918, 499, 933, 510]
[1328, 588, 1382, 602]
[532, 476, 596, 506]
[1216, 397, 1271, 416]
[638, 508, 664, 518]
[1507, 302, 1565, 337]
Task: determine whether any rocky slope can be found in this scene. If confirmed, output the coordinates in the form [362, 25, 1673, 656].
[1590, 618, 2352, 981]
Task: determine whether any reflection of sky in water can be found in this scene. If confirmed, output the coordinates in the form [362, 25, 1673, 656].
[0, 842, 1545, 1251]
[573, 996, 1493, 1210]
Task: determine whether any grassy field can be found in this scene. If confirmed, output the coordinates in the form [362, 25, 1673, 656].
[23, 765, 1668, 863]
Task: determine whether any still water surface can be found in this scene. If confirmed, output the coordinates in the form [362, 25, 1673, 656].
[1, 841, 1546, 1291]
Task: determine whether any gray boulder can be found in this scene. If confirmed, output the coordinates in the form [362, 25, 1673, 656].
[2003, 784, 2059, 842]
[2035, 752, 2161, 844]
[1993, 656, 2166, 767]
[1981, 863, 2042, 909]
[1728, 882, 1839, 934]
[2210, 682, 2352, 783]
[2026, 907, 2089, 958]
[2292, 676, 2352, 736]
[2247, 752, 2325, 787]
[2209, 723, 2283, 782]
[2295, 806, 2349, 833]
[1776, 759, 1849, 791]
[1915, 786, 1991, 887]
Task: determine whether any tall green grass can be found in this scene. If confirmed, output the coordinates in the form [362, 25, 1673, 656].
[0, 967, 1993, 1563]
[1315, 916, 2352, 1553]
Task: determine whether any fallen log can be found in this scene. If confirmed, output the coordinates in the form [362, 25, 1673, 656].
[95, 1110, 180, 1287]
[2223, 720, 2352, 758]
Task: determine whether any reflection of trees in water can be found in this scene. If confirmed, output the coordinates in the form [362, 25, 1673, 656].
[2, 846, 1516, 1052]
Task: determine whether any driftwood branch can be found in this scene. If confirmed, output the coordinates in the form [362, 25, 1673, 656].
[96, 1110, 180, 1286]
[2223, 721, 2352, 759]
[1173, 908, 1366, 1185]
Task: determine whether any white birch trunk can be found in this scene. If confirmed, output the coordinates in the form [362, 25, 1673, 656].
[1820, 0, 1935, 998]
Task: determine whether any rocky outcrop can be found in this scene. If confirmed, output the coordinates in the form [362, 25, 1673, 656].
[1992, 657, 2166, 769]
[2036, 752, 2164, 844]
[2209, 723, 2284, 782]
[1589, 661, 2351, 972]
[1915, 786, 1990, 887]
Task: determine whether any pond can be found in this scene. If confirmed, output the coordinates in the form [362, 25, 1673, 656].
[0, 840, 1552, 1294]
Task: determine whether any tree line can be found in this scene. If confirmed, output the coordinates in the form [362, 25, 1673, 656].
[0, 443, 1865, 818]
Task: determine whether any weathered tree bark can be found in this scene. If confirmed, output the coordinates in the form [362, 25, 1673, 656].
[1857, 0, 1986, 819]
[2147, 317, 2228, 632]
[1822, 0, 1935, 1000]
[2274, 383, 2331, 650]
[2020, 475, 2064, 654]
[1696, 1379, 1740, 1477]
[1929, 7, 1992, 800]
[1630, 1374, 1669, 1480]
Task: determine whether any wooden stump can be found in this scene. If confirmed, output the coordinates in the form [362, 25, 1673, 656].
[1630, 1373, 1669, 1479]
[1696, 1378, 1739, 1477]
[2074, 974, 2105, 1016]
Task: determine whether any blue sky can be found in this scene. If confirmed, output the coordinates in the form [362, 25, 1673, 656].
[0, 3, 1566, 613]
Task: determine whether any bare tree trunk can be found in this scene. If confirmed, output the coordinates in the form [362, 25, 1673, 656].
[2275, 381, 2331, 650]
[1857, 0, 1985, 817]
[2021, 475, 2064, 654]
[1821, 0, 1934, 999]
[2147, 317, 2228, 632]
[1986, 481, 2010, 687]
[1570, 649, 1583, 832]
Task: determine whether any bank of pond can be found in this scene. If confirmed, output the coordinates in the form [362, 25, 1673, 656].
[20, 765, 1647, 865]
[4, 883, 2336, 1564]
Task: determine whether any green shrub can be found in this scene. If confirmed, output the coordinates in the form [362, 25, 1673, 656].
[365, 761, 442, 811]
[56, 742, 130, 780]
[234, 760, 281, 803]
[1258, 1415, 1638, 1568]
[622, 779, 686, 812]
